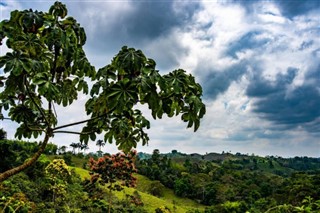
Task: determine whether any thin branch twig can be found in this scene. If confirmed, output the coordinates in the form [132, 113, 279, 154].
[52, 114, 106, 131]
[53, 130, 96, 135]
[24, 77, 50, 126]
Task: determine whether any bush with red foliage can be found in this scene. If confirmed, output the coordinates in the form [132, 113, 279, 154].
[88, 150, 137, 191]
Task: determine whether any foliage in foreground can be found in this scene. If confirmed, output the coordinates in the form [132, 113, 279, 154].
[0, 0, 205, 181]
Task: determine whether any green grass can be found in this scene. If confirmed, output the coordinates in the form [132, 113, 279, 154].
[135, 174, 204, 210]
[71, 166, 205, 212]
[48, 154, 205, 212]
[47, 154, 88, 168]
[113, 187, 204, 213]
[70, 167, 90, 180]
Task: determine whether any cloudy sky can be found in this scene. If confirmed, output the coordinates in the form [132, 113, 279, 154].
[1, 0, 320, 157]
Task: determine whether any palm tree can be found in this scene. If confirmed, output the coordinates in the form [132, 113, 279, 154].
[58, 146, 67, 155]
[80, 143, 89, 154]
[96, 139, 105, 152]
[70, 143, 78, 154]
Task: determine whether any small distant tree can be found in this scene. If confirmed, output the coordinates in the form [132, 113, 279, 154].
[69, 143, 78, 155]
[152, 149, 160, 160]
[58, 145, 66, 155]
[79, 143, 89, 154]
[96, 139, 105, 152]
[0, 1, 205, 182]
[148, 180, 165, 197]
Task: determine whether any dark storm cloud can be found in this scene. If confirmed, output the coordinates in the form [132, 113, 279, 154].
[234, 0, 320, 18]
[247, 68, 297, 97]
[123, 1, 199, 41]
[202, 60, 249, 100]
[225, 31, 270, 59]
[247, 66, 320, 132]
[275, 1, 320, 18]
[71, 1, 200, 56]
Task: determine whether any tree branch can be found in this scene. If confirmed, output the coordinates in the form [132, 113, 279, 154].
[26, 125, 46, 132]
[52, 114, 106, 131]
[0, 130, 52, 182]
[53, 130, 95, 135]
[24, 77, 50, 126]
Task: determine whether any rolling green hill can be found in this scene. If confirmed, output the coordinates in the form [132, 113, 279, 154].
[71, 166, 205, 212]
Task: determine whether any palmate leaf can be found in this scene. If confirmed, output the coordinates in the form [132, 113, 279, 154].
[113, 46, 146, 76]
[13, 34, 43, 56]
[96, 64, 117, 81]
[57, 79, 78, 106]
[32, 72, 50, 85]
[37, 81, 60, 102]
[8, 104, 36, 123]
[106, 80, 138, 112]
[0, 51, 32, 75]
[49, 1, 68, 19]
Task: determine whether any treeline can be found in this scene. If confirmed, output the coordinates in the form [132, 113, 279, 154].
[136, 149, 320, 212]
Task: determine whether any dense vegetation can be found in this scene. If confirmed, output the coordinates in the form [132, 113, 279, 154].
[1, 139, 320, 212]
[136, 150, 320, 212]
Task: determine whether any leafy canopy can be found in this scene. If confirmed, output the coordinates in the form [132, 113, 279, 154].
[0, 1, 206, 153]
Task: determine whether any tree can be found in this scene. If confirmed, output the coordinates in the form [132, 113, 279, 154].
[45, 159, 71, 208]
[69, 143, 78, 155]
[79, 142, 89, 154]
[58, 145, 66, 155]
[96, 139, 105, 152]
[0, 128, 7, 140]
[0, 1, 205, 182]
[88, 150, 137, 213]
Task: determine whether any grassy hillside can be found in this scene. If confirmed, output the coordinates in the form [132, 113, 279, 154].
[133, 174, 205, 212]
[71, 166, 204, 212]
[46, 151, 320, 212]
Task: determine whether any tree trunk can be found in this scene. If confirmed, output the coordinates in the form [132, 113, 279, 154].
[0, 132, 51, 182]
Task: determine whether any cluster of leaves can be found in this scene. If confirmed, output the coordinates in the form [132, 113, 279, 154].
[82, 46, 206, 152]
[0, 192, 34, 212]
[45, 159, 71, 207]
[45, 159, 71, 182]
[88, 150, 137, 192]
[0, 1, 94, 139]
